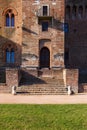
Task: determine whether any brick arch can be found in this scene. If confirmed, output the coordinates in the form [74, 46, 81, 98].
[2, 42, 17, 51]
[39, 39, 51, 50]
[2, 6, 18, 16]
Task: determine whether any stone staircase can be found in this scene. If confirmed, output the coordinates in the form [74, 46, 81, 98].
[17, 76, 67, 95]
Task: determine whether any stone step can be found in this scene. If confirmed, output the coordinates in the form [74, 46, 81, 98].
[16, 84, 67, 95]
[20, 82, 64, 86]
[18, 88, 67, 91]
[17, 91, 67, 95]
[18, 84, 65, 88]
[0, 90, 11, 93]
[19, 74, 66, 95]
[0, 88, 11, 93]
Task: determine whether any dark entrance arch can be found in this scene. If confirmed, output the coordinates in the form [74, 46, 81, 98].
[40, 47, 50, 68]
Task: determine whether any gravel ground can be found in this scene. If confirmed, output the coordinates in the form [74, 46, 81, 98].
[0, 93, 87, 104]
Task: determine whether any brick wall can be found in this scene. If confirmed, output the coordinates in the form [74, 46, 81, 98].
[0, 0, 22, 67]
[0, 84, 10, 93]
[6, 68, 19, 87]
[52, 68, 64, 79]
[22, 0, 65, 69]
[63, 69, 79, 94]
[65, 1, 87, 68]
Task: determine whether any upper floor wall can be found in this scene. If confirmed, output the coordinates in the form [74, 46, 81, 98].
[0, 0, 22, 45]
[22, 0, 65, 68]
[22, 0, 65, 35]
[0, 0, 22, 67]
[65, 0, 87, 20]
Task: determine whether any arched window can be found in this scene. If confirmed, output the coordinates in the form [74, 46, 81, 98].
[4, 44, 16, 64]
[66, 5, 70, 19]
[72, 5, 77, 19]
[3, 7, 18, 27]
[78, 6, 83, 19]
[5, 9, 15, 27]
[6, 48, 15, 63]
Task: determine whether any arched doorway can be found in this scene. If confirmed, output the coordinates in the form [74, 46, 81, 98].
[40, 47, 50, 68]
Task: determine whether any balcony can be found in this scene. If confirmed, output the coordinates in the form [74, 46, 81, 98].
[36, 6, 53, 20]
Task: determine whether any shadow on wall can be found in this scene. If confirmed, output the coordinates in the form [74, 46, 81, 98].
[0, 35, 22, 68]
[22, 27, 38, 35]
[79, 69, 87, 83]
[19, 70, 46, 86]
[0, 69, 6, 83]
[22, 18, 65, 35]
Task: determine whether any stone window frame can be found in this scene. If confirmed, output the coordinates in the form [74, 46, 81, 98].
[2, 7, 18, 27]
[41, 4, 49, 16]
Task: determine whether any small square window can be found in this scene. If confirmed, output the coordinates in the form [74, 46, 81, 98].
[42, 21, 48, 31]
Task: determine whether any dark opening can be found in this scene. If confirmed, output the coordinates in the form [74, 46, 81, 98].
[65, 49, 69, 67]
[43, 6, 48, 16]
[42, 21, 48, 31]
[40, 47, 50, 68]
[6, 14, 10, 27]
[66, 5, 70, 18]
[72, 5, 77, 17]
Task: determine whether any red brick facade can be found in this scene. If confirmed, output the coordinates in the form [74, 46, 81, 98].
[0, 0, 87, 94]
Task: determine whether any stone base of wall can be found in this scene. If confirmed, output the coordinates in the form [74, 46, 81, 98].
[63, 69, 79, 94]
[0, 84, 11, 93]
[0, 68, 20, 93]
[6, 68, 20, 87]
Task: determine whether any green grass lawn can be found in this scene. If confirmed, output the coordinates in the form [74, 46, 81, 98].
[0, 104, 87, 130]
